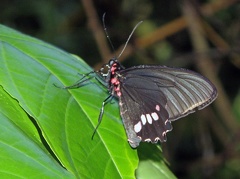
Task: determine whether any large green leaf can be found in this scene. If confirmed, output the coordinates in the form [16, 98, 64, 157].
[0, 86, 74, 178]
[0, 24, 138, 178]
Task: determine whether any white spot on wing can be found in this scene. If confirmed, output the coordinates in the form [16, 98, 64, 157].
[141, 114, 147, 125]
[151, 112, 159, 121]
[156, 105, 160, 111]
[146, 114, 152, 124]
[134, 121, 142, 133]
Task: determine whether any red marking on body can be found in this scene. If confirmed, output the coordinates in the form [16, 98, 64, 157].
[110, 73, 121, 97]
[111, 78, 120, 85]
[114, 85, 121, 97]
[111, 63, 117, 75]
[111, 78, 117, 84]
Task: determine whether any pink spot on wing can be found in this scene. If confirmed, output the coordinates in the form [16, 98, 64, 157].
[156, 105, 160, 111]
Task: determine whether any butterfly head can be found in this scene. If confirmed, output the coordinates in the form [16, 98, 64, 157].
[99, 58, 123, 78]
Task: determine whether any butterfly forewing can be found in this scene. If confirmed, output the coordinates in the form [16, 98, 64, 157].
[117, 65, 217, 147]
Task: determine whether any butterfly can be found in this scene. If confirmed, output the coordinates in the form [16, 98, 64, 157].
[63, 18, 217, 148]
[94, 58, 218, 148]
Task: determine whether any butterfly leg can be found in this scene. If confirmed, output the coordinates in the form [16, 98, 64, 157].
[92, 94, 114, 139]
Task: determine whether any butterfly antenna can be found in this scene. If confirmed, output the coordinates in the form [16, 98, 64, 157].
[103, 13, 143, 59]
[102, 13, 116, 55]
[117, 20, 143, 59]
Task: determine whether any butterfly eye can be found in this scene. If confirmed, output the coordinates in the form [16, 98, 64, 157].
[109, 58, 116, 66]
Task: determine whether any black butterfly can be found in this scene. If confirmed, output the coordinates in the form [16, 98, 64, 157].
[95, 58, 217, 148]
[63, 19, 217, 148]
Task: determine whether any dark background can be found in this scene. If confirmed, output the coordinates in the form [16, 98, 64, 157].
[1, 0, 240, 178]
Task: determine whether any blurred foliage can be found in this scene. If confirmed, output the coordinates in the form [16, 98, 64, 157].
[1, 0, 240, 178]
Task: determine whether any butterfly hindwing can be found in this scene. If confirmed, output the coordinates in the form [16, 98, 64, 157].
[119, 77, 173, 148]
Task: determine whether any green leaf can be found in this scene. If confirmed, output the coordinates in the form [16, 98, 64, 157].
[136, 143, 177, 179]
[0, 86, 74, 178]
[0, 24, 138, 178]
